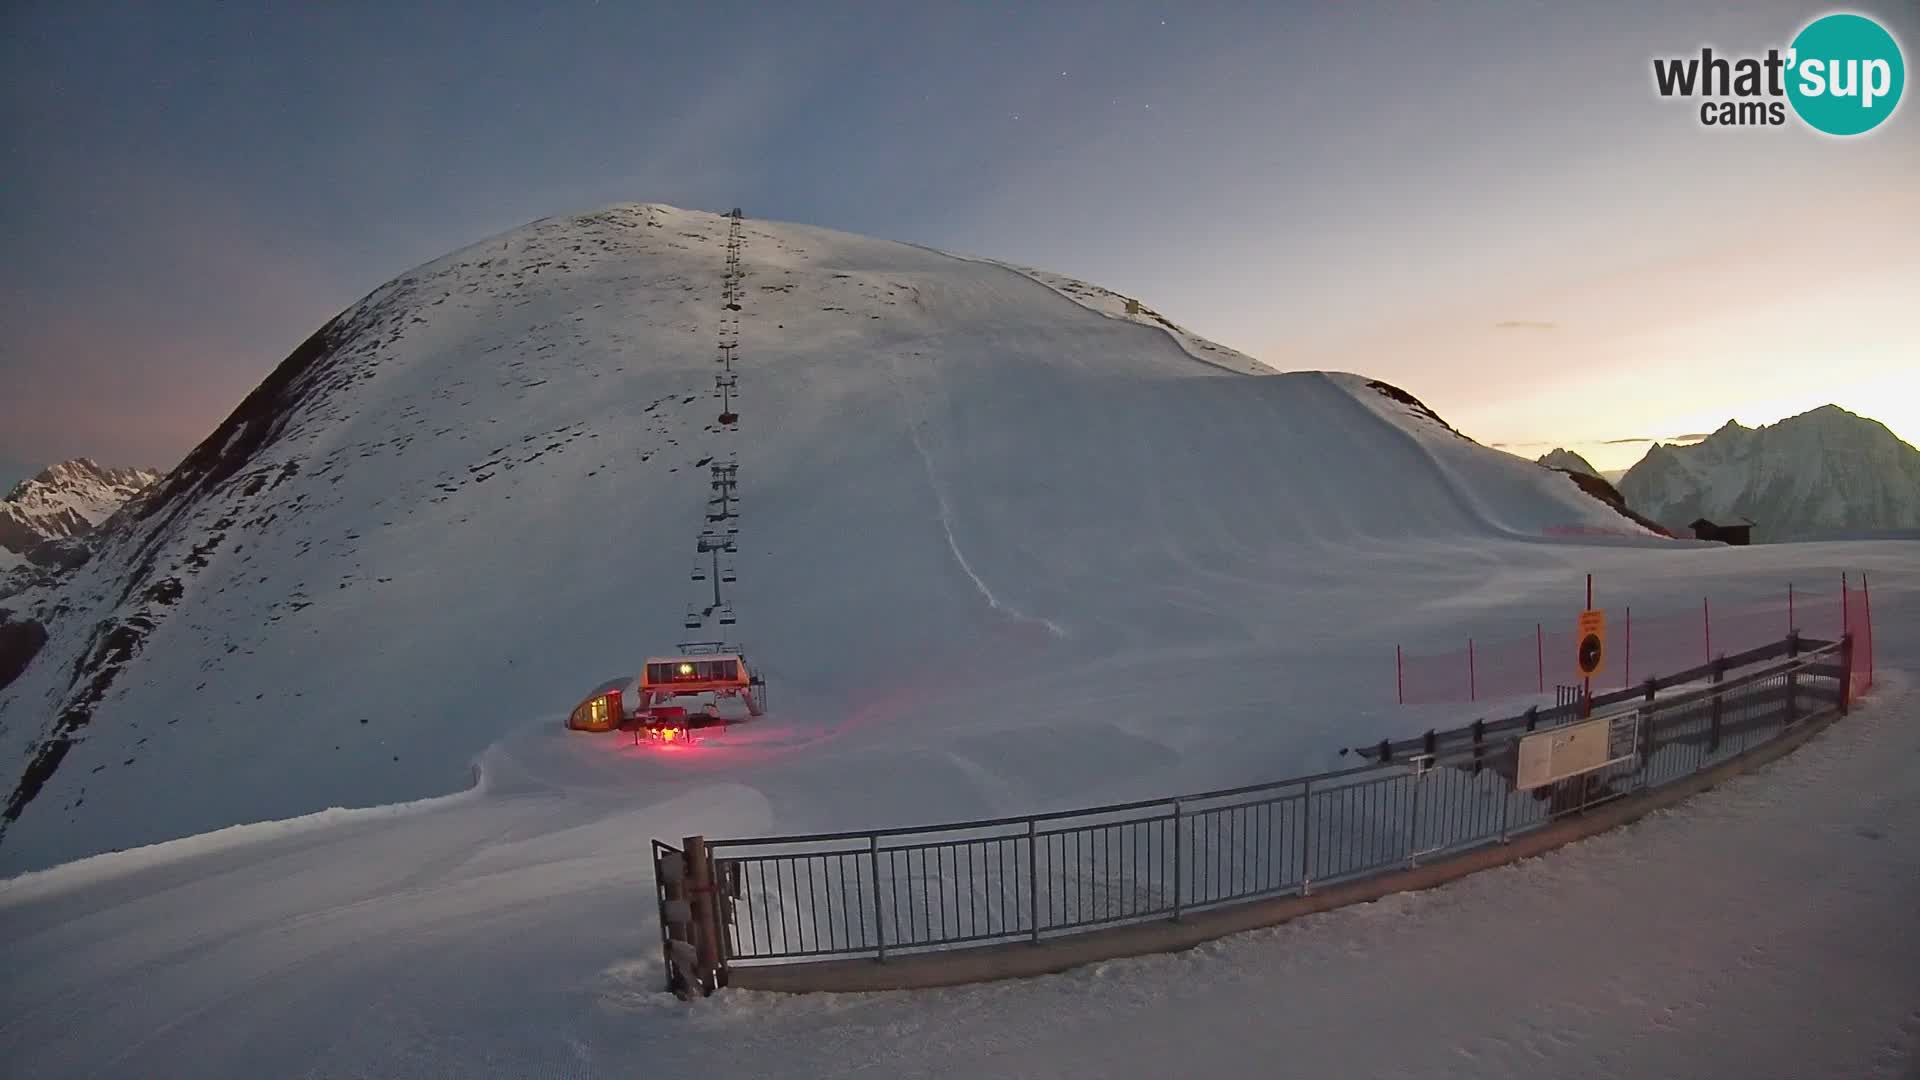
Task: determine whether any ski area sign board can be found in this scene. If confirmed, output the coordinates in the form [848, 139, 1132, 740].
[1515, 712, 1635, 790]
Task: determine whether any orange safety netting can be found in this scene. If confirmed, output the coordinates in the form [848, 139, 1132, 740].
[1398, 578, 1873, 706]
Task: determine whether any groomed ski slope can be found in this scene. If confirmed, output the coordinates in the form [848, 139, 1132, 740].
[1, 204, 1658, 872]
[1, 542, 1912, 1079]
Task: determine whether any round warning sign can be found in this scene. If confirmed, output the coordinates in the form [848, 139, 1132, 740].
[1577, 609, 1607, 678]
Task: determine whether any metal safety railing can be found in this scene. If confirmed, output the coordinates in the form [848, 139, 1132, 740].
[659, 633, 1855, 984]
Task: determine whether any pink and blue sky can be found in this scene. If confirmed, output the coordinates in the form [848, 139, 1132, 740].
[3, 1, 1915, 487]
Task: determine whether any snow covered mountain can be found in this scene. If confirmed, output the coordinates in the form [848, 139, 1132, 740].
[0, 203, 1667, 873]
[1618, 407, 1920, 541]
[1537, 448, 1600, 477]
[0, 459, 162, 566]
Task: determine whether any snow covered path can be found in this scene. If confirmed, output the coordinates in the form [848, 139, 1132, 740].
[3, 647, 1913, 1077]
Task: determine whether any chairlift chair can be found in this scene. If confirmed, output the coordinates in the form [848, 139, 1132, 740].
[683, 606, 703, 630]
[720, 560, 738, 583]
[717, 605, 737, 626]
[691, 560, 708, 582]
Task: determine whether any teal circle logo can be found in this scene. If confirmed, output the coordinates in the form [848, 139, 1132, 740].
[1787, 13, 1905, 135]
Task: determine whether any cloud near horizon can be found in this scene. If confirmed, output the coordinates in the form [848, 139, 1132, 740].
[1597, 433, 1711, 446]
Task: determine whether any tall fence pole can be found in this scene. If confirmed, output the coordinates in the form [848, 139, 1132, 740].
[1584, 576, 1595, 717]
[1703, 597, 1712, 665]
[1862, 573, 1873, 688]
[1299, 781, 1313, 895]
[1026, 818, 1039, 944]
[1788, 582, 1795, 635]
[1171, 799, 1184, 920]
[1623, 606, 1632, 689]
[1536, 623, 1544, 694]
[1841, 572, 1849, 639]
[1706, 658, 1725, 754]
[1785, 630, 1800, 723]
[1396, 645, 1403, 705]
[1406, 769, 1421, 868]
[1468, 638, 1476, 702]
[1840, 632, 1855, 714]
[870, 834, 886, 962]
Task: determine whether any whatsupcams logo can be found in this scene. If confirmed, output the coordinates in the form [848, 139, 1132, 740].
[1652, 12, 1905, 134]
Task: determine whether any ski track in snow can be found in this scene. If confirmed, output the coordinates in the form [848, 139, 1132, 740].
[891, 354, 1066, 640]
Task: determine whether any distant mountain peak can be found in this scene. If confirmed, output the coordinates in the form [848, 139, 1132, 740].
[1620, 404, 1920, 541]
[0, 458, 164, 558]
[1536, 448, 1600, 477]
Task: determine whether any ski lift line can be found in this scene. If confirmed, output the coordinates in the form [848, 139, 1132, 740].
[680, 206, 751, 640]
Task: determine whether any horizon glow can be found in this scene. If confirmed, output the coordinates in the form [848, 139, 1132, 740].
[4, 2, 1917, 475]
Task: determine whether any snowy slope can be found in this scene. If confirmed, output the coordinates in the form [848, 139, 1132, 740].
[0, 203, 1663, 873]
[0, 459, 162, 557]
[0, 541, 1911, 1079]
[1620, 407, 1920, 540]
[1538, 447, 1600, 476]
[970, 260, 1272, 375]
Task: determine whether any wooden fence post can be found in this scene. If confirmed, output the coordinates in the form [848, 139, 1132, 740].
[684, 835, 723, 994]
[656, 844, 697, 999]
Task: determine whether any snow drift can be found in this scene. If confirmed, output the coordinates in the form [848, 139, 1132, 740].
[0, 203, 1663, 873]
